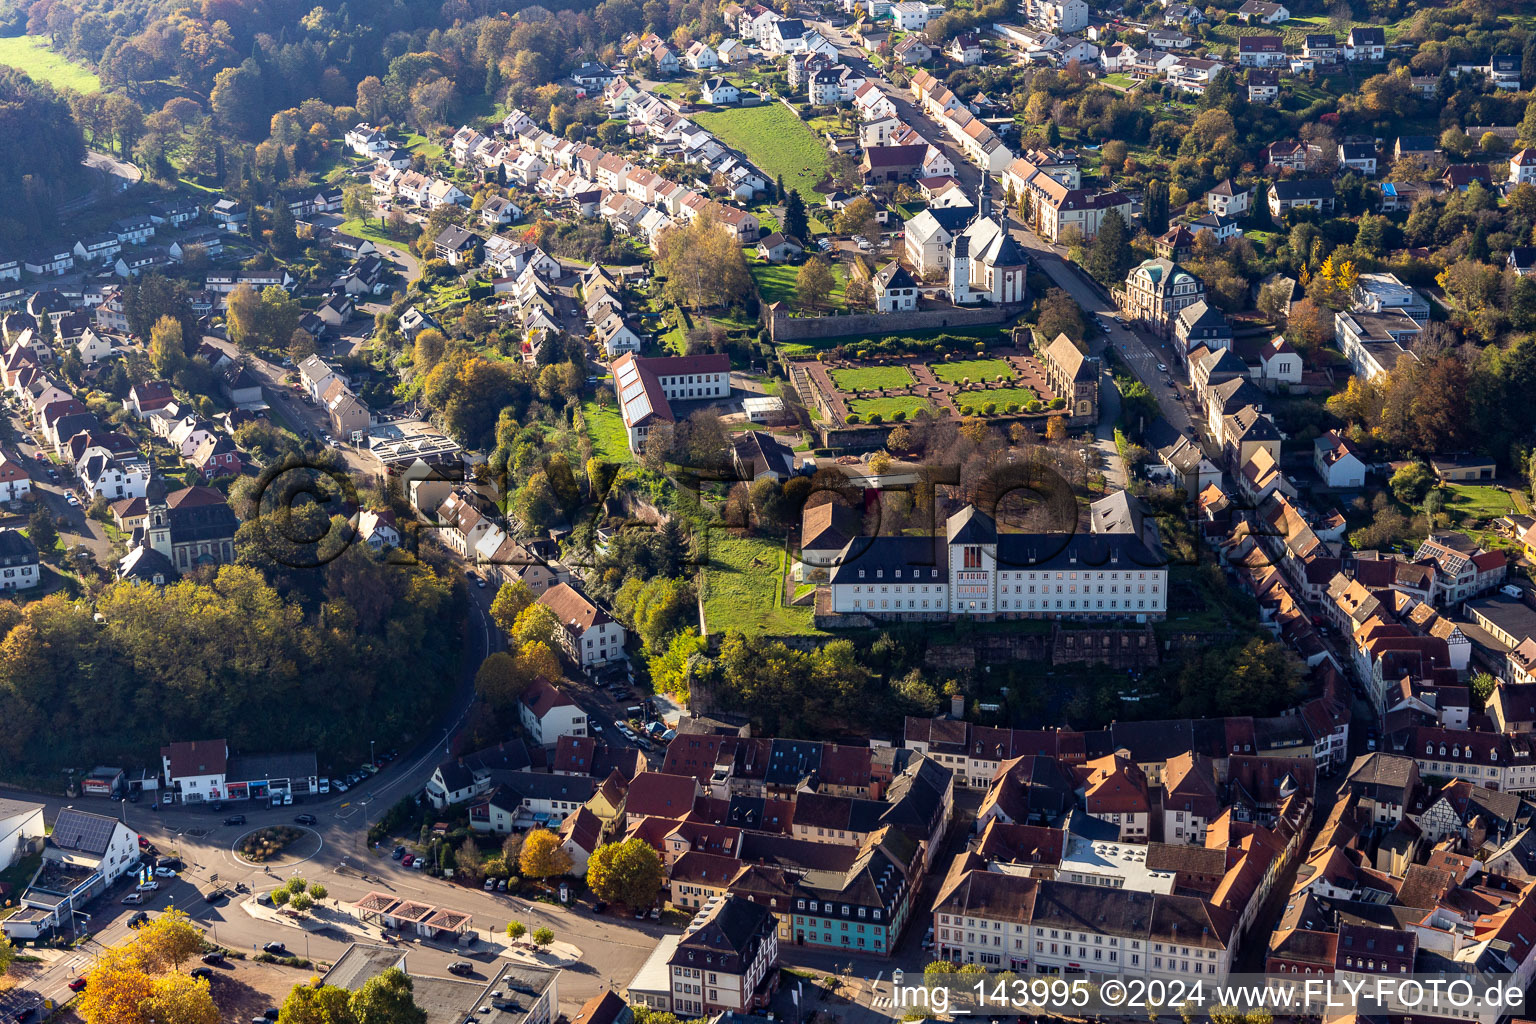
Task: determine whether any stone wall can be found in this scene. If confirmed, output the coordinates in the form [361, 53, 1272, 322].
[768, 303, 1008, 343]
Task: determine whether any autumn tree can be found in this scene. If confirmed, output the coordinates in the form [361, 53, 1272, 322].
[519, 828, 574, 879]
[135, 909, 204, 972]
[140, 974, 220, 1024]
[149, 315, 186, 377]
[490, 580, 536, 636]
[833, 196, 880, 242]
[797, 257, 834, 310]
[79, 948, 156, 1024]
[1036, 288, 1086, 345]
[655, 213, 750, 309]
[531, 927, 554, 947]
[587, 838, 665, 910]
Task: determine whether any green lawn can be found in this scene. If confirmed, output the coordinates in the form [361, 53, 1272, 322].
[404, 132, 444, 161]
[954, 387, 1044, 415]
[1442, 484, 1518, 522]
[692, 103, 831, 197]
[701, 532, 818, 636]
[749, 258, 847, 310]
[0, 35, 100, 92]
[847, 395, 931, 420]
[930, 358, 1015, 385]
[1103, 73, 1136, 89]
[338, 217, 412, 249]
[582, 399, 634, 463]
[829, 365, 914, 390]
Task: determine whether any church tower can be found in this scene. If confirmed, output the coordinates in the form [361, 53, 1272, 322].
[949, 234, 973, 305]
[146, 479, 171, 559]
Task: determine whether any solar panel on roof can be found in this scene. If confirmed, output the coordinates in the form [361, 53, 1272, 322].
[54, 809, 116, 854]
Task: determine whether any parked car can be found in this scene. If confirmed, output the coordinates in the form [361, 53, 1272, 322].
[224, 815, 246, 826]
[138, 836, 150, 849]
[592, 901, 608, 914]
[294, 814, 317, 826]
[401, 854, 414, 867]
[189, 967, 214, 981]
[447, 962, 475, 977]
[128, 912, 149, 928]
[412, 857, 424, 870]
[154, 866, 177, 878]
[484, 878, 496, 890]
[201, 953, 225, 965]
[262, 942, 288, 956]
[392, 846, 406, 860]
[158, 857, 183, 870]
[137, 881, 160, 892]
[121, 893, 144, 905]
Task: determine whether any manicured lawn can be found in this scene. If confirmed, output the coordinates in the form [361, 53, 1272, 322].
[954, 387, 1044, 415]
[847, 395, 931, 420]
[1103, 73, 1136, 89]
[701, 532, 818, 636]
[338, 217, 413, 249]
[0, 35, 100, 92]
[749, 258, 847, 310]
[1442, 484, 1519, 522]
[829, 365, 915, 390]
[930, 358, 1015, 385]
[692, 103, 831, 197]
[582, 399, 634, 463]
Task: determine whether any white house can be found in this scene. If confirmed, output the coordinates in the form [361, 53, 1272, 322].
[538, 582, 627, 668]
[518, 678, 589, 746]
[160, 739, 228, 804]
[1314, 430, 1367, 489]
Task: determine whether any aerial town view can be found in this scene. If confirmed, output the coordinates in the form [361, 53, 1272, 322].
[0, 0, 1534, 1020]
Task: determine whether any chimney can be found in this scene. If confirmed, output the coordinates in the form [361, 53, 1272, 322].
[951, 694, 965, 719]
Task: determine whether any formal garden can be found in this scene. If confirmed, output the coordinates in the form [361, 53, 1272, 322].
[797, 350, 1066, 426]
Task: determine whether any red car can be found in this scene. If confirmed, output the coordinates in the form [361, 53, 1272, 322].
[401, 854, 414, 867]
[138, 836, 150, 849]
[68, 978, 87, 992]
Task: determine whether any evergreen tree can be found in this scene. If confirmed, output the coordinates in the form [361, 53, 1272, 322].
[1143, 180, 1169, 236]
[1085, 209, 1131, 285]
[775, 174, 786, 203]
[269, 197, 298, 257]
[1469, 223, 1489, 262]
[1045, 122, 1061, 146]
[783, 189, 808, 242]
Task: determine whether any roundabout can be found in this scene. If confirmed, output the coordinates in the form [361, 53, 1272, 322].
[231, 825, 325, 869]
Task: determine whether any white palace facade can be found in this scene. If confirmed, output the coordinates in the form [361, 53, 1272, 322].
[825, 504, 1167, 622]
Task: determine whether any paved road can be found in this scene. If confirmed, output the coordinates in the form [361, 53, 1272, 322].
[4, 409, 117, 564]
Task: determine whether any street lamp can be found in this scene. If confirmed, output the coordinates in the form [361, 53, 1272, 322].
[370, 740, 376, 769]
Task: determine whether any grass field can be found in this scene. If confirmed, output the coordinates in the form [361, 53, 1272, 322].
[693, 103, 831, 197]
[829, 365, 915, 390]
[1442, 484, 1519, 522]
[0, 35, 100, 92]
[701, 532, 818, 636]
[404, 132, 444, 161]
[1103, 73, 1136, 89]
[930, 358, 1015, 385]
[848, 395, 931, 420]
[749, 258, 847, 309]
[337, 217, 412, 248]
[954, 387, 1043, 415]
[582, 400, 634, 463]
